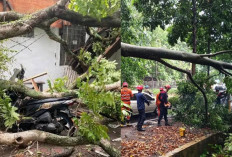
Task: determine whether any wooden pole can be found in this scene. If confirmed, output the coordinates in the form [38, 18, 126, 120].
[23, 72, 47, 82]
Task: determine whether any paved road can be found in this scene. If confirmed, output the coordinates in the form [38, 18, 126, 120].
[130, 113, 157, 123]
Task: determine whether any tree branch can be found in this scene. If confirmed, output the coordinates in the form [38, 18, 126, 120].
[200, 50, 232, 57]
[0, 130, 87, 146]
[0, 79, 77, 99]
[121, 43, 232, 70]
[55, 9, 120, 28]
[0, 3, 120, 40]
[0, 79, 120, 99]
[0, 11, 23, 22]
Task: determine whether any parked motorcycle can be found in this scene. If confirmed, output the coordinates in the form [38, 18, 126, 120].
[7, 91, 76, 136]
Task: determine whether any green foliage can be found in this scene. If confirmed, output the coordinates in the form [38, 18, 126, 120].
[75, 112, 109, 142]
[78, 49, 92, 65]
[201, 134, 232, 157]
[174, 72, 230, 130]
[224, 77, 232, 94]
[0, 90, 19, 128]
[47, 76, 69, 93]
[92, 42, 103, 55]
[75, 57, 120, 141]
[69, 0, 120, 20]
[121, 102, 131, 122]
[168, 96, 179, 108]
[0, 40, 14, 78]
[76, 58, 119, 114]
[167, 0, 232, 60]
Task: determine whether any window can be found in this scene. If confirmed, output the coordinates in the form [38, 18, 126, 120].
[60, 25, 86, 65]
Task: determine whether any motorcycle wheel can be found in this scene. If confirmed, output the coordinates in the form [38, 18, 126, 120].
[56, 112, 75, 136]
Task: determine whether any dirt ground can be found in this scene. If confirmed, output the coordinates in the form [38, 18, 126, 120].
[0, 121, 121, 157]
[121, 118, 214, 157]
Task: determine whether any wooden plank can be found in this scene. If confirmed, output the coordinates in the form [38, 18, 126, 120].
[31, 79, 39, 91]
[23, 72, 47, 82]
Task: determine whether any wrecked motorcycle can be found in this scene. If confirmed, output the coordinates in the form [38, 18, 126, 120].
[8, 91, 76, 136]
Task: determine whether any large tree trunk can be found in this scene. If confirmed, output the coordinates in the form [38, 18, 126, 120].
[0, 79, 120, 99]
[0, 0, 120, 40]
[0, 130, 120, 157]
[121, 43, 232, 72]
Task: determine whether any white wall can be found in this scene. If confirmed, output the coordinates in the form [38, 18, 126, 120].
[4, 28, 68, 90]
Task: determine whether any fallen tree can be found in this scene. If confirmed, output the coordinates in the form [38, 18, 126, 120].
[122, 42, 232, 125]
[0, 0, 121, 156]
[0, 79, 120, 99]
[0, 130, 120, 157]
[0, 0, 120, 40]
[121, 43, 232, 73]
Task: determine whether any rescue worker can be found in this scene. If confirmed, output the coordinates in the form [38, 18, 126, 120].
[158, 85, 171, 126]
[121, 82, 133, 125]
[156, 87, 164, 117]
[136, 85, 150, 131]
[144, 85, 153, 96]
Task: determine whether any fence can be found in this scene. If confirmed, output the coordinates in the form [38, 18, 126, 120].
[143, 80, 177, 89]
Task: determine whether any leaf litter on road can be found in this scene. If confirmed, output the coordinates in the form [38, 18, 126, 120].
[121, 122, 214, 157]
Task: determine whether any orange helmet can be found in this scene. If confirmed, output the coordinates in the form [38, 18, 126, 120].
[136, 85, 143, 90]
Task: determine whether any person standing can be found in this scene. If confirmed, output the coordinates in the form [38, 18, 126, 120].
[156, 87, 164, 117]
[158, 85, 171, 126]
[136, 85, 150, 131]
[121, 82, 133, 125]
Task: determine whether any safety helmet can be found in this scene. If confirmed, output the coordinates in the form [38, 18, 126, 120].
[165, 85, 171, 89]
[145, 85, 149, 89]
[136, 85, 143, 90]
[160, 87, 164, 91]
[122, 82, 128, 87]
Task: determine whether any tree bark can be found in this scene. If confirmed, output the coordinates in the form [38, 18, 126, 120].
[0, 79, 120, 99]
[192, 0, 197, 75]
[0, 79, 77, 99]
[0, 130, 120, 157]
[0, 0, 120, 40]
[99, 138, 120, 157]
[121, 43, 232, 71]
[0, 130, 87, 146]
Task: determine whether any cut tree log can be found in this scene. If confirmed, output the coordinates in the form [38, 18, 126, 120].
[99, 138, 120, 157]
[0, 130, 120, 157]
[0, 130, 87, 146]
